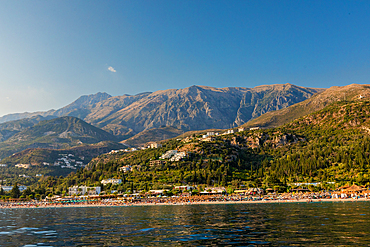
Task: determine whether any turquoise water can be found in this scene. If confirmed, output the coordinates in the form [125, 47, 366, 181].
[0, 202, 369, 246]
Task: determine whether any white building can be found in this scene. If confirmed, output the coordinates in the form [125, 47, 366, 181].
[160, 150, 178, 159]
[15, 164, 30, 169]
[119, 166, 132, 173]
[170, 151, 187, 161]
[0, 164, 7, 167]
[174, 186, 195, 191]
[222, 129, 234, 135]
[201, 187, 226, 194]
[68, 186, 101, 196]
[149, 142, 162, 149]
[100, 178, 122, 185]
[202, 136, 216, 142]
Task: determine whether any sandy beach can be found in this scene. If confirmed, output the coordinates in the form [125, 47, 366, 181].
[1, 195, 369, 209]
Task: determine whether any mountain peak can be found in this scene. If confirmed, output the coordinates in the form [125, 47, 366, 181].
[68, 92, 112, 107]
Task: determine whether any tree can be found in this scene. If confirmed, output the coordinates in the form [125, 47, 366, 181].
[10, 183, 21, 198]
[22, 187, 32, 197]
[130, 182, 134, 193]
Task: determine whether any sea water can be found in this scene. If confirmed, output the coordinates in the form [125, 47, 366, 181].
[0, 202, 369, 246]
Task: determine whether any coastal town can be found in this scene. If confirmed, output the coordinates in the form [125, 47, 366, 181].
[1, 184, 370, 209]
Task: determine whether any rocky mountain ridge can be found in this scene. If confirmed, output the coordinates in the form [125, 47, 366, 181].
[0, 84, 323, 141]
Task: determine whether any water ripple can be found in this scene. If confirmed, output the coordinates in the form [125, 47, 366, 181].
[0, 202, 370, 246]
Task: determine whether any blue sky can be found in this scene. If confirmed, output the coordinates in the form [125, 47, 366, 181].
[0, 1, 370, 116]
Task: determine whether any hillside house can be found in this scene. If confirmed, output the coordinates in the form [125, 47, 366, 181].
[149, 142, 162, 148]
[202, 136, 216, 142]
[222, 129, 234, 135]
[160, 150, 178, 159]
[149, 160, 166, 166]
[170, 151, 187, 161]
[101, 178, 122, 185]
[119, 166, 132, 173]
[15, 164, 30, 169]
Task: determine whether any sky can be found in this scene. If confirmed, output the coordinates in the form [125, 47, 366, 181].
[0, 0, 370, 117]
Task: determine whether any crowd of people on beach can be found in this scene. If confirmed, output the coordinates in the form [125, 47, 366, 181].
[1, 190, 369, 209]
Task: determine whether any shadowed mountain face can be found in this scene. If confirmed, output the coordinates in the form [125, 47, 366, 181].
[0, 115, 57, 142]
[0, 84, 323, 140]
[0, 116, 118, 159]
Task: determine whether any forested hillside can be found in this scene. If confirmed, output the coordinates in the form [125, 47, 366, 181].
[31, 100, 370, 197]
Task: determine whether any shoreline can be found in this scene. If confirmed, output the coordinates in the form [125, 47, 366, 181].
[1, 197, 369, 209]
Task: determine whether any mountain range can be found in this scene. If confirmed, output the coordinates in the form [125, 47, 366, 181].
[0, 84, 322, 142]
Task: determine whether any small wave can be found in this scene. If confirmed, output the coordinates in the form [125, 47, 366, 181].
[32, 230, 57, 235]
[138, 228, 155, 232]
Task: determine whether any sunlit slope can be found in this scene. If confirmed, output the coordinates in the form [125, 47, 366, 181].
[243, 84, 370, 129]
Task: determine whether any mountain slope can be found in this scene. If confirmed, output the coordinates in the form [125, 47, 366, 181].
[0, 116, 119, 159]
[122, 126, 184, 147]
[243, 84, 370, 129]
[0, 115, 56, 142]
[52, 92, 112, 119]
[89, 84, 323, 134]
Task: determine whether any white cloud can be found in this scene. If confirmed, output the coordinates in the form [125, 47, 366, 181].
[108, 66, 116, 72]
